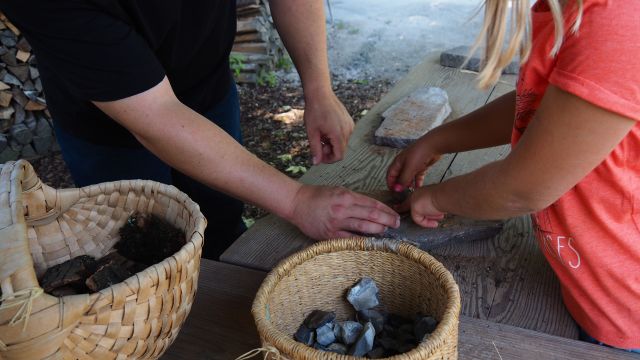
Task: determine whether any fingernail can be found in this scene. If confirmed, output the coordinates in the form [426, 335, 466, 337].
[312, 156, 319, 165]
[396, 217, 401, 228]
[393, 184, 404, 192]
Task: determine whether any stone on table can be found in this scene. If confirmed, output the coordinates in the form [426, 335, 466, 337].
[348, 321, 375, 357]
[303, 310, 336, 329]
[347, 277, 380, 311]
[326, 343, 348, 355]
[315, 322, 336, 346]
[374, 87, 451, 148]
[414, 316, 438, 341]
[334, 321, 363, 345]
[294, 324, 315, 346]
[440, 45, 519, 74]
[357, 308, 387, 333]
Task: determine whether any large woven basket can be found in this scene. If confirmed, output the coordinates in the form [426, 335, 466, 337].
[0, 160, 206, 359]
[252, 238, 461, 360]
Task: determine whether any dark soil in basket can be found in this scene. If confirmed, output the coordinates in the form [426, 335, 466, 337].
[116, 212, 186, 266]
[30, 79, 391, 224]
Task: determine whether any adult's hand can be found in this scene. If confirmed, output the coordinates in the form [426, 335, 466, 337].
[386, 136, 442, 192]
[304, 91, 354, 165]
[289, 185, 400, 239]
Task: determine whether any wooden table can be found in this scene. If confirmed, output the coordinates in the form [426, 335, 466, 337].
[162, 260, 638, 359]
[221, 53, 578, 339]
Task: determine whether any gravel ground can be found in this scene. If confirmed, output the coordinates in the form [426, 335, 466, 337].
[31, 79, 392, 224]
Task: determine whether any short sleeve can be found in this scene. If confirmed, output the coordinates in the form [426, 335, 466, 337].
[0, 0, 165, 102]
[549, 1, 640, 122]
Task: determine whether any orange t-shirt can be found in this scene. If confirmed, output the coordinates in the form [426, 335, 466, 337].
[513, 0, 640, 348]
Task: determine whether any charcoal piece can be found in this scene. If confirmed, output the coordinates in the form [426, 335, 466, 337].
[388, 313, 413, 327]
[347, 277, 380, 311]
[379, 336, 400, 352]
[294, 324, 315, 346]
[398, 343, 417, 353]
[335, 320, 363, 345]
[303, 310, 336, 330]
[39, 255, 96, 293]
[315, 323, 336, 346]
[49, 286, 81, 297]
[85, 262, 132, 292]
[348, 322, 375, 357]
[116, 212, 186, 266]
[357, 308, 386, 333]
[326, 343, 348, 355]
[414, 316, 438, 341]
[367, 347, 386, 359]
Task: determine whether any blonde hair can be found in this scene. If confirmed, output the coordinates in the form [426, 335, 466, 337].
[472, 0, 584, 88]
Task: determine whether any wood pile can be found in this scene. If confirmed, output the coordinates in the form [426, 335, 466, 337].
[233, 0, 287, 84]
[0, 14, 55, 162]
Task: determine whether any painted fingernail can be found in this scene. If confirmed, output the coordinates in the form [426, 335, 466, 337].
[393, 184, 404, 192]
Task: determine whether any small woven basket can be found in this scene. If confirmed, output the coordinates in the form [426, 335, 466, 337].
[252, 238, 461, 360]
[0, 160, 206, 359]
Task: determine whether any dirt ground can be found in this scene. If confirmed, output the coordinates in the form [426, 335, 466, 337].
[31, 79, 391, 224]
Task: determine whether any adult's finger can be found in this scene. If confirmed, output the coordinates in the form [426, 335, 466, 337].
[351, 193, 399, 218]
[343, 204, 400, 229]
[339, 218, 388, 235]
[334, 230, 357, 239]
[308, 130, 324, 165]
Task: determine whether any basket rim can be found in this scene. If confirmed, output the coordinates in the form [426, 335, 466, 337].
[251, 237, 461, 359]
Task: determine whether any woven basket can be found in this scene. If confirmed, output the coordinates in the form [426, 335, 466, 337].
[0, 160, 206, 360]
[252, 238, 461, 360]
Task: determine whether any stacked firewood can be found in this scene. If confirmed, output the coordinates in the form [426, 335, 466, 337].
[0, 14, 54, 162]
[233, 0, 287, 84]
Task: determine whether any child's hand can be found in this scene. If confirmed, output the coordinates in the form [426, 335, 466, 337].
[395, 186, 446, 228]
[386, 137, 442, 192]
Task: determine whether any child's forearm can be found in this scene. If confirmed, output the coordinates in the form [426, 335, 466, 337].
[428, 91, 516, 154]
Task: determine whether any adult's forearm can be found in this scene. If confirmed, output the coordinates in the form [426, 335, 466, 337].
[428, 91, 516, 154]
[269, 0, 332, 99]
[131, 101, 301, 221]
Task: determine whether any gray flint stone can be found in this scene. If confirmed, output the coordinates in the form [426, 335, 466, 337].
[357, 308, 386, 333]
[303, 310, 336, 329]
[374, 87, 451, 148]
[440, 45, 519, 74]
[347, 277, 380, 311]
[315, 323, 336, 346]
[326, 343, 348, 355]
[29, 66, 39, 80]
[294, 324, 315, 346]
[0, 36, 16, 48]
[335, 321, 363, 345]
[348, 322, 375, 357]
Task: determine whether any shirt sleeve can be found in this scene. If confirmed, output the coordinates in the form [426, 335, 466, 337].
[0, 0, 165, 102]
[549, 1, 640, 122]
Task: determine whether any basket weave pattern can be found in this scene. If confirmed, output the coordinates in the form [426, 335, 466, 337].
[0, 160, 206, 359]
[252, 238, 461, 360]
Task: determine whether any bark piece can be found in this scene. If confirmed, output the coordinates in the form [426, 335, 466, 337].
[85, 259, 133, 292]
[16, 37, 31, 52]
[16, 50, 30, 63]
[8, 65, 29, 82]
[0, 91, 12, 107]
[0, 49, 17, 67]
[440, 45, 519, 74]
[0, 106, 14, 120]
[39, 255, 97, 293]
[25, 100, 46, 111]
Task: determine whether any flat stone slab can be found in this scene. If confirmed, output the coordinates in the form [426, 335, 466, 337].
[440, 45, 520, 74]
[374, 87, 451, 148]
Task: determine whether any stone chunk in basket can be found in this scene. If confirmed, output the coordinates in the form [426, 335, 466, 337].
[39, 212, 185, 295]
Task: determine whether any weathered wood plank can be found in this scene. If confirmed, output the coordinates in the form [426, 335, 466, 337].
[221, 53, 496, 270]
[163, 261, 634, 360]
